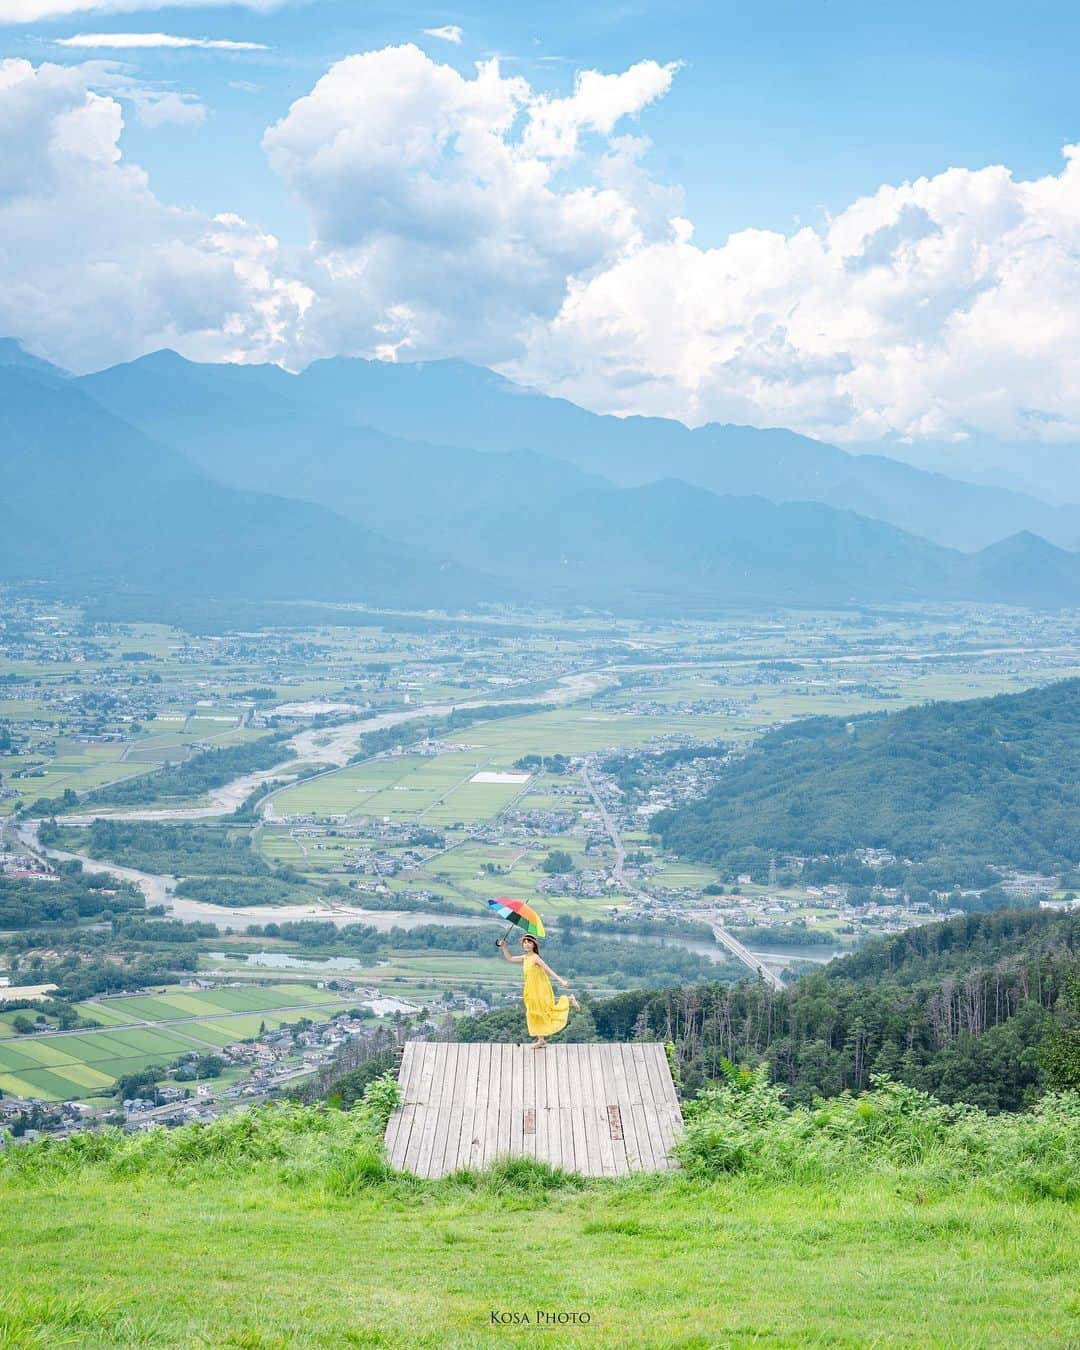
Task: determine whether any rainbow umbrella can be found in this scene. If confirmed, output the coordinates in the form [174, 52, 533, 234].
[487, 896, 546, 947]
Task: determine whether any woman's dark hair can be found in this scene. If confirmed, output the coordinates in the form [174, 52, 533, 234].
[520, 934, 540, 954]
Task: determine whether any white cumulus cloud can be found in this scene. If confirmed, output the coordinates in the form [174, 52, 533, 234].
[0, 58, 308, 370]
[7, 41, 1080, 456]
[263, 44, 679, 363]
[512, 150, 1080, 446]
[522, 59, 679, 162]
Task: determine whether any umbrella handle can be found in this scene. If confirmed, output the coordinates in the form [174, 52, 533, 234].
[495, 921, 515, 948]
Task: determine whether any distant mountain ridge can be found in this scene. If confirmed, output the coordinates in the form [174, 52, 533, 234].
[78, 349, 1080, 554]
[444, 479, 1080, 610]
[0, 366, 493, 608]
[5, 343, 1080, 612]
[0, 337, 69, 380]
[69, 348, 1080, 611]
[76, 351, 610, 549]
[289, 354, 1080, 553]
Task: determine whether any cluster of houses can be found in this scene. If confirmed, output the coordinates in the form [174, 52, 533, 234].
[0, 1097, 90, 1142]
[0, 853, 58, 882]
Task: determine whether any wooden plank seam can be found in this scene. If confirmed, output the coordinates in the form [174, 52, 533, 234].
[385, 1043, 681, 1178]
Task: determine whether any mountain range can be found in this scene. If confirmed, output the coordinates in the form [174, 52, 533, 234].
[80, 350, 1080, 555]
[0, 366, 488, 609]
[4, 338, 1080, 614]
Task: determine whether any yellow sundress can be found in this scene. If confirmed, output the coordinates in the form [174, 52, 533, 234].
[522, 953, 570, 1037]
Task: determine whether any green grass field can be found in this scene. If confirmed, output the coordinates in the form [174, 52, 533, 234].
[2, 1173, 1077, 1347]
[2, 1085, 1078, 1348]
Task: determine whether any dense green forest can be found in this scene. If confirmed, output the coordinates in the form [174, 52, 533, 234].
[173, 875, 306, 906]
[457, 908, 1080, 1110]
[71, 730, 292, 808]
[0, 867, 144, 929]
[39, 819, 269, 878]
[656, 678, 1080, 875]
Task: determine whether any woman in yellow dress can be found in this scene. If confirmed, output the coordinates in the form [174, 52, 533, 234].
[497, 934, 580, 1047]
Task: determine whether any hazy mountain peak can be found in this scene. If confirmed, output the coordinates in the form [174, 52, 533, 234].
[0, 337, 68, 379]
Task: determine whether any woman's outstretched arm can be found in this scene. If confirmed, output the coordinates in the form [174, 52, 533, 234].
[538, 957, 570, 988]
[496, 939, 524, 963]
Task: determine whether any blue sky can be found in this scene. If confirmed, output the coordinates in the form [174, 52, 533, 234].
[8, 0, 1080, 247]
[3, 0, 1080, 452]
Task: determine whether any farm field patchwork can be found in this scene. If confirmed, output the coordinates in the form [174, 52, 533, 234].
[0, 984, 354, 1100]
[269, 752, 526, 823]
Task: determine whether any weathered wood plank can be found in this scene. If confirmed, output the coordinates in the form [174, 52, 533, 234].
[401, 1044, 437, 1174]
[495, 1043, 512, 1171]
[568, 1100, 587, 1175]
[629, 1043, 662, 1170]
[544, 1046, 561, 1169]
[414, 1041, 448, 1179]
[629, 1042, 664, 1168]
[642, 1043, 680, 1164]
[642, 1042, 671, 1105]
[532, 1044, 547, 1109]
[386, 1102, 414, 1172]
[599, 1040, 630, 1176]
[482, 1042, 504, 1170]
[461, 1042, 484, 1173]
[387, 1042, 680, 1178]
[577, 1045, 602, 1177]
[561, 1047, 577, 1177]
[430, 1045, 460, 1179]
[592, 1041, 617, 1177]
[437, 1042, 468, 1176]
[385, 1041, 422, 1166]
[520, 1043, 537, 1161]
[474, 1043, 493, 1170]
[612, 1044, 645, 1170]
[383, 1049, 408, 1160]
[509, 1044, 524, 1163]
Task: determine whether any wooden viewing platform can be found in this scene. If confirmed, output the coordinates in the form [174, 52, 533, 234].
[385, 1041, 683, 1179]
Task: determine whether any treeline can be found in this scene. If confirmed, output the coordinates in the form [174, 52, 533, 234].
[39, 819, 269, 878]
[455, 908, 1080, 1111]
[728, 923, 837, 948]
[112, 918, 219, 944]
[10, 951, 196, 1002]
[657, 678, 1080, 877]
[74, 730, 293, 808]
[0, 868, 144, 929]
[240, 918, 736, 988]
[173, 876, 305, 906]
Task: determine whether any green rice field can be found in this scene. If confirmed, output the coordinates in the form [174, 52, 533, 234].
[0, 984, 352, 1101]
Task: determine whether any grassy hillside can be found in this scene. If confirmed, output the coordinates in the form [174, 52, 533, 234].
[657, 678, 1080, 874]
[2, 1079, 1079, 1346]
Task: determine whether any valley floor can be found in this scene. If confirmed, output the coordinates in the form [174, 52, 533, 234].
[3, 1172, 1078, 1346]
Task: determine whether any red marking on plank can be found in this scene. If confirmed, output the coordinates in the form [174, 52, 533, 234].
[607, 1105, 623, 1140]
[523, 1109, 536, 1135]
